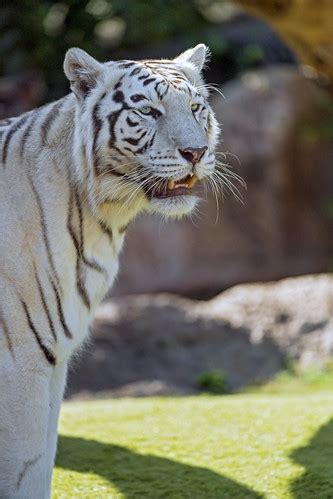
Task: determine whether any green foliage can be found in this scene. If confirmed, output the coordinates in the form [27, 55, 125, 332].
[0, 0, 209, 101]
[197, 369, 228, 393]
[0, 0, 273, 104]
[238, 43, 265, 69]
[54, 394, 333, 497]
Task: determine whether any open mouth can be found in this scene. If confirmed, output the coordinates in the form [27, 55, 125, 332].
[151, 174, 198, 199]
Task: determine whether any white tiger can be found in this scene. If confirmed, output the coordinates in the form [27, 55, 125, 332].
[0, 44, 219, 498]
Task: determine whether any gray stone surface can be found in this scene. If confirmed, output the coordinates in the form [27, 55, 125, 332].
[67, 274, 333, 398]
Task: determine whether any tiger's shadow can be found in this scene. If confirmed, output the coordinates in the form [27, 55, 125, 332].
[290, 418, 333, 497]
[55, 435, 263, 498]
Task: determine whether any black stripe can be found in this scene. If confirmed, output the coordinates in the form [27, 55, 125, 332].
[138, 74, 150, 80]
[92, 97, 104, 175]
[108, 109, 122, 149]
[20, 111, 40, 158]
[136, 131, 156, 154]
[67, 189, 91, 309]
[74, 189, 105, 273]
[124, 130, 147, 146]
[118, 61, 136, 69]
[129, 67, 142, 76]
[143, 78, 156, 86]
[113, 91, 124, 103]
[136, 132, 156, 155]
[41, 100, 63, 145]
[155, 81, 169, 100]
[155, 81, 163, 100]
[17, 455, 41, 489]
[130, 94, 148, 103]
[2, 114, 29, 166]
[119, 223, 129, 234]
[34, 267, 57, 342]
[21, 299, 56, 365]
[76, 259, 90, 308]
[74, 187, 86, 258]
[113, 145, 127, 157]
[0, 309, 15, 360]
[98, 219, 113, 244]
[49, 276, 73, 338]
[28, 176, 62, 292]
[126, 117, 139, 127]
[161, 84, 169, 98]
[147, 132, 156, 148]
[136, 139, 150, 154]
[114, 75, 124, 90]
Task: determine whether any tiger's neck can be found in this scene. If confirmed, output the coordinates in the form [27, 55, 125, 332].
[1, 94, 142, 356]
[57, 94, 143, 232]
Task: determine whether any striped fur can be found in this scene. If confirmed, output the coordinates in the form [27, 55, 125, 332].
[0, 44, 219, 498]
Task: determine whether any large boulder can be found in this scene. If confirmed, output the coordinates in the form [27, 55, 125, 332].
[112, 67, 333, 298]
[67, 274, 333, 398]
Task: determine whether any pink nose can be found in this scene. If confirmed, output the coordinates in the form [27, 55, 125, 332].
[179, 146, 207, 165]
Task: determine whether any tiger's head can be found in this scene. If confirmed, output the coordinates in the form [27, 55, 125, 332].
[64, 45, 220, 218]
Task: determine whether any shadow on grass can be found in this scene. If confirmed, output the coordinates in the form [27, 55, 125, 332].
[291, 418, 333, 498]
[56, 435, 263, 498]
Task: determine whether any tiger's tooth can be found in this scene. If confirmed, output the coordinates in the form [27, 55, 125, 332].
[187, 174, 198, 188]
[168, 180, 175, 190]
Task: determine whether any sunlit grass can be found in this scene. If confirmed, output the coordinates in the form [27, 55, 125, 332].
[53, 394, 333, 498]
[244, 364, 333, 395]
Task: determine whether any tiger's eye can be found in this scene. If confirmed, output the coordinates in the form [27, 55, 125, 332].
[138, 105, 162, 119]
[191, 103, 200, 112]
[140, 105, 154, 115]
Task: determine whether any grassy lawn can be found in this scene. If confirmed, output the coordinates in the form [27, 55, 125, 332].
[53, 393, 333, 498]
[244, 366, 333, 395]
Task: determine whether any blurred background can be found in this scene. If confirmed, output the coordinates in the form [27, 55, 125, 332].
[2, 0, 333, 397]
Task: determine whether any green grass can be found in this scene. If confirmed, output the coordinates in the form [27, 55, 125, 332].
[245, 365, 333, 395]
[53, 394, 333, 498]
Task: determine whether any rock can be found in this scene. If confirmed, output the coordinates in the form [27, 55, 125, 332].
[66, 274, 333, 398]
[69, 380, 189, 400]
[202, 273, 333, 368]
[111, 67, 333, 298]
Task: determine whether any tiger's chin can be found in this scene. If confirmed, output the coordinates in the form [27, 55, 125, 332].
[147, 194, 198, 218]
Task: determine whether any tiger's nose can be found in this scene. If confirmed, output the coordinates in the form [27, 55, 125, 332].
[179, 146, 207, 165]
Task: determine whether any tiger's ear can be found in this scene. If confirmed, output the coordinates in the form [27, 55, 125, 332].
[64, 48, 103, 98]
[174, 44, 209, 73]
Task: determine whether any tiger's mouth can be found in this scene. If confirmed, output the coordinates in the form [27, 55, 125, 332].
[151, 174, 198, 199]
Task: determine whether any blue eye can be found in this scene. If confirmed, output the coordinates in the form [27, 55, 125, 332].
[140, 105, 154, 115]
[138, 106, 162, 119]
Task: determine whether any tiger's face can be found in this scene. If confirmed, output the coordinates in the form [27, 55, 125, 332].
[64, 45, 219, 218]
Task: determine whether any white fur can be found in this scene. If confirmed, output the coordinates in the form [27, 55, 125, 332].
[0, 46, 219, 498]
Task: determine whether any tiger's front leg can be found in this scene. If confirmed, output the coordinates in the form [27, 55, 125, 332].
[0, 355, 63, 499]
[46, 362, 68, 495]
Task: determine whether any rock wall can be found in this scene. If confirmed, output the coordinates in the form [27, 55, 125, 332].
[67, 274, 333, 398]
